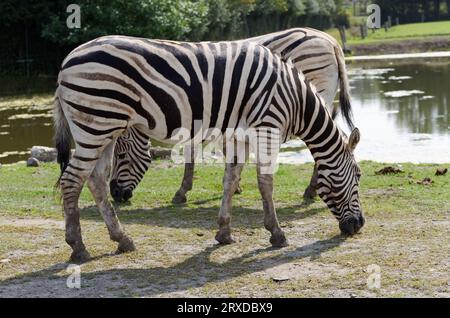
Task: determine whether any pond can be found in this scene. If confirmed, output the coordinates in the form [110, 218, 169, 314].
[0, 57, 449, 164]
[280, 58, 450, 164]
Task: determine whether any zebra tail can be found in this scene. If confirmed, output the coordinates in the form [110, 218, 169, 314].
[53, 86, 72, 189]
[334, 45, 354, 130]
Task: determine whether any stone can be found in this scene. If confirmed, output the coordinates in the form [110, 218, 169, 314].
[150, 147, 172, 160]
[30, 146, 57, 162]
[26, 157, 40, 167]
[271, 275, 290, 282]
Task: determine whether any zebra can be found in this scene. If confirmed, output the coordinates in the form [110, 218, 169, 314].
[54, 35, 364, 262]
[110, 126, 151, 202]
[109, 27, 354, 204]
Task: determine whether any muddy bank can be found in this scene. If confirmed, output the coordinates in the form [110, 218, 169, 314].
[348, 36, 450, 56]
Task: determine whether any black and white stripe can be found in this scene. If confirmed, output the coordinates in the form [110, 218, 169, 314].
[111, 28, 354, 203]
[54, 35, 363, 261]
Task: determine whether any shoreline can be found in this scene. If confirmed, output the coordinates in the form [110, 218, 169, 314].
[346, 35, 450, 56]
[345, 50, 450, 61]
[2, 158, 449, 167]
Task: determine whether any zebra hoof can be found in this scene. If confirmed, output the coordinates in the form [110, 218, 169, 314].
[70, 249, 91, 264]
[303, 185, 317, 200]
[172, 193, 187, 204]
[215, 231, 235, 245]
[270, 233, 288, 248]
[116, 236, 136, 254]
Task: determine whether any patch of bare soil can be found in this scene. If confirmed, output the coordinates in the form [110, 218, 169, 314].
[0, 217, 63, 229]
[364, 187, 399, 197]
[375, 166, 404, 175]
[0, 210, 448, 298]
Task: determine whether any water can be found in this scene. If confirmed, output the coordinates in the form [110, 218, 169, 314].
[279, 60, 450, 164]
[0, 103, 54, 163]
[0, 58, 449, 164]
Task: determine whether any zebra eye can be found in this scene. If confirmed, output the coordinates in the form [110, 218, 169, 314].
[118, 154, 126, 160]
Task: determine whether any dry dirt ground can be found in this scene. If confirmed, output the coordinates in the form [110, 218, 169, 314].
[0, 162, 449, 297]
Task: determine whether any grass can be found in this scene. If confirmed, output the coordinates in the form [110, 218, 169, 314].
[0, 161, 449, 297]
[326, 20, 450, 45]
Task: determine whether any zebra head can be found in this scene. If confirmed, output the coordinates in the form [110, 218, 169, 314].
[316, 128, 365, 235]
[110, 127, 152, 202]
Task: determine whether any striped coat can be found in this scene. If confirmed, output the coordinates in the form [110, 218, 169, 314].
[110, 28, 354, 203]
[54, 36, 363, 262]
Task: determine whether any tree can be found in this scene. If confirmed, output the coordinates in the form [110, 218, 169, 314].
[306, 0, 320, 15]
[41, 0, 209, 44]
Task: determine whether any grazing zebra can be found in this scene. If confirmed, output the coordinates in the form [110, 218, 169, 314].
[110, 126, 151, 202]
[109, 27, 354, 203]
[54, 36, 364, 262]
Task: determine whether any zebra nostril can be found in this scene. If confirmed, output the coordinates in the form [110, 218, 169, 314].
[339, 217, 358, 236]
[340, 214, 365, 235]
[123, 189, 133, 201]
[111, 190, 123, 202]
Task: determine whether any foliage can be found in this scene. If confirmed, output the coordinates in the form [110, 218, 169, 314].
[0, 0, 349, 76]
[374, 0, 450, 24]
[41, 0, 209, 44]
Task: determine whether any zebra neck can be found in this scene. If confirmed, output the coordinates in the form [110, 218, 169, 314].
[296, 87, 346, 165]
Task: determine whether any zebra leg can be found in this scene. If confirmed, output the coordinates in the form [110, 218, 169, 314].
[215, 161, 244, 244]
[60, 156, 98, 263]
[303, 163, 318, 199]
[172, 163, 195, 204]
[87, 141, 135, 254]
[235, 179, 243, 195]
[172, 142, 196, 204]
[256, 164, 288, 248]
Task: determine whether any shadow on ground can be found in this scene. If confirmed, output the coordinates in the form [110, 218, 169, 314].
[79, 199, 327, 230]
[0, 234, 346, 297]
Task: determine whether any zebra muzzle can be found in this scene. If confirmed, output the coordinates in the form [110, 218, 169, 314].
[339, 214, 365, 235]
[110, 180, 133, 202]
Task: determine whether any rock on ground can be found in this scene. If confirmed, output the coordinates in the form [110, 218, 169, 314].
[150, 147, 172, 160]
[26, 157, 40, 167]
[30, 146, 57, 162]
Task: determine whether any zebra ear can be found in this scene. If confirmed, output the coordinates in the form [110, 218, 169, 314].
[348, 128, 360, 153]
